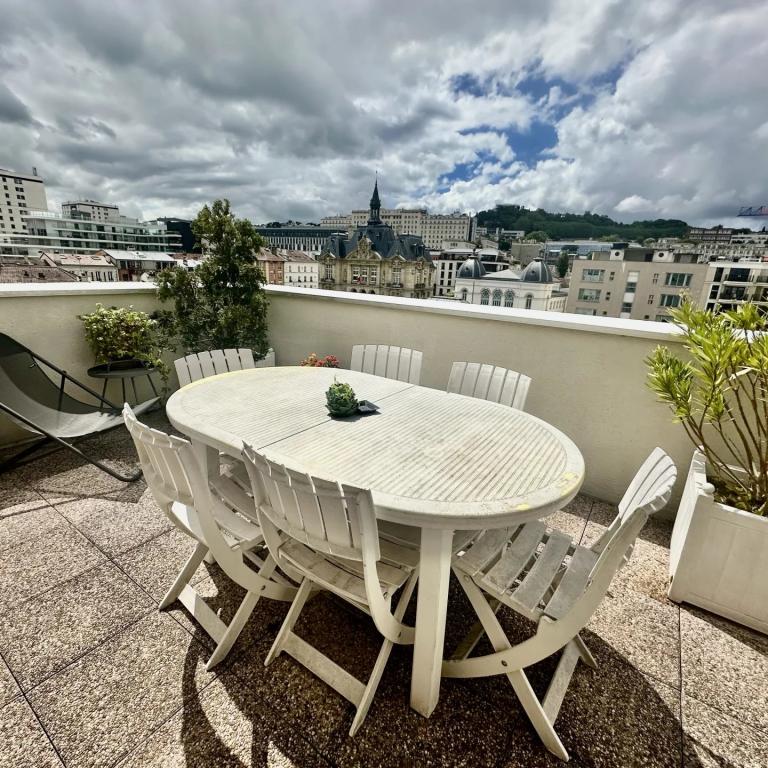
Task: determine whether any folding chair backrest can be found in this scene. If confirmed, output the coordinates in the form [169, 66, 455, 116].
[174, 348, 275, 387]
[447, 362, 531, 410]
[242, 444, 380, 563]
[123, 405, 195, 507]
[350, 344, 422, 385]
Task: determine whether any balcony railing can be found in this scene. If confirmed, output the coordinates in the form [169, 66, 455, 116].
[0, 282, 691, 509]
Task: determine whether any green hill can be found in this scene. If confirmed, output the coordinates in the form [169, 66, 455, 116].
[476, 205, 689, 241]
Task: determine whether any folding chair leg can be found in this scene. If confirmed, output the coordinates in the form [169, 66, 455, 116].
[508, 670, 569, 762]
[206, 589, 262, 670]
[574, 633, 597, 669]
[265, 577, 313, 667]
[159, 541, 208, 609]
[350, 571, 419, 736]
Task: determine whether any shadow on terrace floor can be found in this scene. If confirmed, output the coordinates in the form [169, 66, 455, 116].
[0, 414, 765, 767]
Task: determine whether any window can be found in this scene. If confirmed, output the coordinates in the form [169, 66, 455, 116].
[625, 282, 636, 293]
[652, 272, 659, 284]
[621, 302, 633, 313]
[392, 266, 402, 285]
[655, 315, 671, 322]
[582, 268, 604, 282]
[525, 294, 533, 309]
[648, 294, 655, 304]
[605, 292, 611, 300]
[459, 288, 468, 301]
[324, 263, 333, 280]
[609, 271, 615, 281]
[369, 267, 378, 284]
[665, 273, 692, 287]
[492, 289, 502, 306]
[578, 288, 601, 302]
[627, 271, 639, 283]
[659, 294, 681, 308]
[574, 308, 596, 316]
[504, 289, 514, 307]
[480, 289, 490, 305]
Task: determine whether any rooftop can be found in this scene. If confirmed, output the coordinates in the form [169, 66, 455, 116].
[0, 414, 764, 767]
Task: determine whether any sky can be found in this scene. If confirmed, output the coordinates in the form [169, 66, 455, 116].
[0, 0, 767, 227]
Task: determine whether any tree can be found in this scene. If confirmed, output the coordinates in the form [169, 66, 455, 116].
[498, 238, 511, 251]
[157, 199, 270, 357]
[642, 237, 657, 246]
[525, 230, 549, 243]
[556, 251, 570, 278]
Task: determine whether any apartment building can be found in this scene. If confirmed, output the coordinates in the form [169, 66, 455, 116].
[702, 259, 768, 312]
[40, 251, 118, 282]
[283, 251, 319, 288]
[0, 211, 182, 257]
[255, 225, 338, 255]
[61, 199, 119, 222]
[0, 167, 48, 236]
[321, 207, 474, 249]
[566, 246, 707, 321]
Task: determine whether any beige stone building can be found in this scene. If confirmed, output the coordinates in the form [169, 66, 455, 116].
[319, 182, 434, 298]
[0, 167, 48, 237]
[566, 246, 707, 321]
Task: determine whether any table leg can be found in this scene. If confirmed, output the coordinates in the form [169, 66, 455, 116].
[411, 527, 454, 717]
[190, 439, 221, 565]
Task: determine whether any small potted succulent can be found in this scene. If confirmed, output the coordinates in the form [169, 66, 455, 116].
[326, 379, 359, 418]
[300, 353, 340, 368]
[647, 299, 768, 633]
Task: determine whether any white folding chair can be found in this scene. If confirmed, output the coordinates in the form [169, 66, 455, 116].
[443, 449, 676, 761]
[241, 444, 419, 736]
[174, 347, 276, 387]
[447, 362, 531, 411]
[350, 344, 422, 385]
[123, 406, 295, 670]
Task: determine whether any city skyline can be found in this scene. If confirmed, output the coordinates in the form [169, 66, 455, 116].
[0, 1, 766, 227]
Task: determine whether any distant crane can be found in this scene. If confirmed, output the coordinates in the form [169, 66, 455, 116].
[737, 205, 768, 217]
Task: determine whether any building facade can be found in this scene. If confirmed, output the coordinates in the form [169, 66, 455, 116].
[40, 251, 118, 281]
[61, 200, 119, 222]
[0, 167, 48, 237]
[283, 251, 319, 288]
[319, 182, 434, 298]
[702, 259, 768, 313]
[97, 250, 177, 281]
[566, 246, 707, 321]
[0, 211, 182, 257]
[321, 206, 474, 249]
[255, 226, 338, 255]
[432, 245, 509, 297]
[454, 257, 566, 311]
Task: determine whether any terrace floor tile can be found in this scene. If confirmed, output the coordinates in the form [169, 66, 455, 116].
[28, 612, 215, 768]
[0, 697, 63, 768]
[0, 562, 154, 690]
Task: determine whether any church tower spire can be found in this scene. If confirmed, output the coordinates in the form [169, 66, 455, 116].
[368, 175, 382, 225]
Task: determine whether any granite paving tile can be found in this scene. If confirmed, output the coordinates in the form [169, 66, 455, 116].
[0, 696, 64, 767]
[0, 655, 21, 708]
[680, 605, 768, 733]
[0, 562, 154, 690]
[114, 527, 209, 601]
[0, 497, 62, 553]
[682, 692, 767, 768]
[51, 486, 172, 556]
[28, 612, 215, 768]
[0, 522, 106, 613]
[587, 585, 681, 688]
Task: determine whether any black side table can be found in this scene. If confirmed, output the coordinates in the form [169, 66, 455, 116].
[87, 360, 160, 406]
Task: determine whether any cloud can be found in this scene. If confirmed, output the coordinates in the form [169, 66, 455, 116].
[0, 0, 765, 226]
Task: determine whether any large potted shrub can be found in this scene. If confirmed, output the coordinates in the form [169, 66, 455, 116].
[156, 199, 271, 362]
[80, 303, 168, 380]
[647, 300, 768, 633]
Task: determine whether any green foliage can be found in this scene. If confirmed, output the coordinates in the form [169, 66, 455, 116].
[80, 304, 168, 380]
[556, 251, 570, 278]
[326, 379, 358, 417]
[647, 300, 768, 515]
[156, 199, 270, 357]
[477, 204, 688, 241]
[525, 230, 549, 243]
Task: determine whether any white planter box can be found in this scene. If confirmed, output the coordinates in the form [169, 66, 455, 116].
[668, 450, 768, 634]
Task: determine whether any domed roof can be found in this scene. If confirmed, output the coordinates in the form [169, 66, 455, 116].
[521, 258, 554, 283]
[456, 255, 486, 279]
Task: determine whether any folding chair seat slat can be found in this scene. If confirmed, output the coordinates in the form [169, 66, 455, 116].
[544, 546, 598, 620]
[509, 531, 572, 613]
[455, 528, 516, 576]
[482, 521, 548, 593]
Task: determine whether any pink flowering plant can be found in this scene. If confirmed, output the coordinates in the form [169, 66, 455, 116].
[300, 353, 340, 368]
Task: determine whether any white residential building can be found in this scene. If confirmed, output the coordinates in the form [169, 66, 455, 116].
[702, 258, 768, 313]
[322, 207, 474, 249]
[432, 245, 509, 297]
[0, 167, 48, 236]
[39, 251, 118, 282]
[283, 251, 319, 288]
[61, 199, 119, 222]
[453, 257, 566, 312]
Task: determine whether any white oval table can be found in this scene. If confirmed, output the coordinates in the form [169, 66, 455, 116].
[166, 366, 585, 717]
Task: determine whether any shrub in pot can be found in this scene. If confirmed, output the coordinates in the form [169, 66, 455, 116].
[647, 299, 768, 632]
[80, 303, 168, 382]
[300, 353, 340, 368]
[326, 379, 358, 417]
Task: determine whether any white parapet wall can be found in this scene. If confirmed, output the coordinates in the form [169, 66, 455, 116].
[0, 283, 692, 509]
